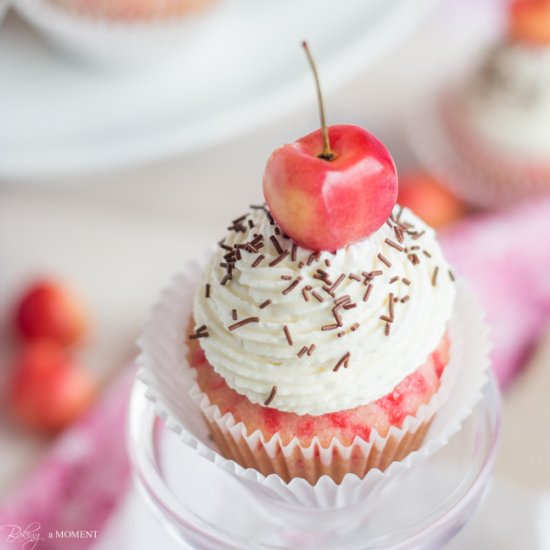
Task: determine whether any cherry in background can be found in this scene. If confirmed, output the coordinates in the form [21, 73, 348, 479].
[263, 42, 397, 251]
[8, 279, 96, 433]
[15, 279, 87, 348]
[8, 340, 97, 433]
[509, 0, 550, 45]
[398, 172, 466, 230]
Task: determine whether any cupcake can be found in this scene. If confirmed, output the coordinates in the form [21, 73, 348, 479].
[184, 123, 457, 484]
[49, 0, 211, 20]
[441, 0, 550, 203]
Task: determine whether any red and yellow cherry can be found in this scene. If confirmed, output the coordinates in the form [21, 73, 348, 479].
[14, 280, 88, 348]
[509, 0, 550, 44]
[263, 124, 397, 251]
[8, 340, 97, 433]
[263, 43, 397, 251]
[398, 172, 465, 229]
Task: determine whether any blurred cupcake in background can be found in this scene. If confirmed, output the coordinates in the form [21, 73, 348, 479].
[440, 0, 550, 205]
[15, 0, 216, 65]
[50, 0, 212, 20]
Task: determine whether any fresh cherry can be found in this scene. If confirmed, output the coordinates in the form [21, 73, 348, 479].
[510, 0, 550, 44]
[8, 340, 97, 433]
[14, 279, 87, 348]
[263, 42, 397, 251]
[398, 172, 465, 229]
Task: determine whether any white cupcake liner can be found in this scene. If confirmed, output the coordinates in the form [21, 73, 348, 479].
[14, 0, 217, 66]
[409, 90, 550, 209]
[137, 257, 490, 509]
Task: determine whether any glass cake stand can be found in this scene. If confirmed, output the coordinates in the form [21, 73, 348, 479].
[127, 373, 501, 550]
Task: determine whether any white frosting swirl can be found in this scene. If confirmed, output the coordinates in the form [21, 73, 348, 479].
[193, 206, 455, 416]
[460, 41, 550, 161]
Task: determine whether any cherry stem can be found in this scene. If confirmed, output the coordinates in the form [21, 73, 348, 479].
[302, 41, 334, 161]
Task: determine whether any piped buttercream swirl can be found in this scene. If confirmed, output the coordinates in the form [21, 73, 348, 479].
[192, 205, 455, 415]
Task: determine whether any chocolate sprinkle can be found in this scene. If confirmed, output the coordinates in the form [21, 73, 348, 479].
[334, 295, 351, 306]
[402, 278, 411, 286]
[448, 269, 455, 282]
[311, 291, 324, 303]
[189, 325, 209, 340]
[423, 250, 432, 258]
[377, 253, 392, 268]
[270, 235, 283, 254]
[307, 344, 316, 356]
[321, 323, 340, 331]
[384, 322, 391, 336]
[228, 317, 260, 331]
[389, 276, 400, 284]
[189, 332, 209, 340]
[351, 323, 359, 331]
[283, 325, 293, 345]
[384, 238, 404, 252]
[394, 226, 405, 243]
[363, 284, 373, 303]
[306, 252, 318, 266]
[333, 352, 351, 372]
[401, 295, 410, 303]
[291, 244, 298, 262]
[396, 205, 404, 222]
[269, 250, 289, 266]
[231, 309, 237, 321]
[408, 253, 420, 266]
[264, 385, 277, 406]
[282, 277, 302, 295]
[205, 284, 211, 298]
[432, 266, 439, 286]
[259, 299, 272, 309]
[348, 273, 361, 282]
[251, 255, 265, 268]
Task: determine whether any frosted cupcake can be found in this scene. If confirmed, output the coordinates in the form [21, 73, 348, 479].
[443, 0, 550, 202]
[50, 0, 211, 20]
[186, 120, 456, 484]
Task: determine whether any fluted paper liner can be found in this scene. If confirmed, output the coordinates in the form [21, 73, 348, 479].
[138, 258, 490, 508]
[15, 0, 214, 65]
[410, 90, 550, 209]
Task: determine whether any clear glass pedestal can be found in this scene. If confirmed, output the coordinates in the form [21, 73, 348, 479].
[128, 373, 500, 550]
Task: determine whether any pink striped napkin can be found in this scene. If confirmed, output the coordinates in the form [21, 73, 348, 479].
[0, 368, 135, 549]
[441, 196, 550, 387]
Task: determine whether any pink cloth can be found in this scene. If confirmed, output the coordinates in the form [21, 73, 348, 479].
[0, 368, 135, 550]
[2, 196, 550, 549]
[441, 196, 550, 387]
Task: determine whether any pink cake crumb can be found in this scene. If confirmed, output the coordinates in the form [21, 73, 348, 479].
[188, 334, 450, 447]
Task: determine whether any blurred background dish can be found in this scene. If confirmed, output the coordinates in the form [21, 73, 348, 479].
[0, 0, 438, 183]
[14, 0, 214, 65]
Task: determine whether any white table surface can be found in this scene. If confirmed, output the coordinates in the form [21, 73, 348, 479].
[4, 0, 550, 548]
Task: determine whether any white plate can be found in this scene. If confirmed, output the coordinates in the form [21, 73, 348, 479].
[0, 0, 437, 182]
